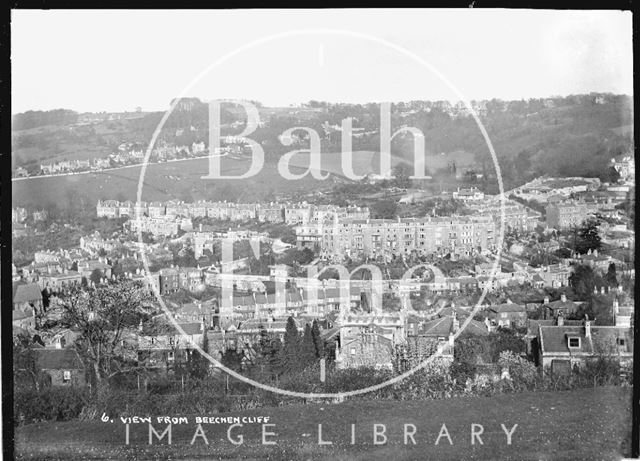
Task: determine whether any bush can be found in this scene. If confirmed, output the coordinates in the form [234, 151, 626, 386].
[14, 387, 89, 425]
[498, 351, 539, 391]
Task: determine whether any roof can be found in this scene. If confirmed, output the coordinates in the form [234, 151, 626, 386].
[545, 299, 578, 311]
[539, 325, 633, 354]
[35, 348, 84, 369]
[13, 306, 34, 321]
[488, 303, 526, 314]
[12, 282, 42, 304]
[527, 319, 583, 336]
[142, 321, 203, 336]
[414, 315, 488, 337]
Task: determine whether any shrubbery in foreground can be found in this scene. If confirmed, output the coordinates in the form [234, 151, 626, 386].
[14, 356, 632, 425]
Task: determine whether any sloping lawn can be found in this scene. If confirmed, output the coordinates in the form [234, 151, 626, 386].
[14, 386, 631, 460]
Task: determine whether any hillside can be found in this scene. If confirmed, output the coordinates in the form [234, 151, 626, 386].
[14, 386, 632, 460]
[12, 94, 634, 198]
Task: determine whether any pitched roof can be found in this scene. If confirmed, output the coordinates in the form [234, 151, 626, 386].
[12, 306, 34, 321]
[539, 325, 633, 355]
[35, 348, 84, 369]
[142, 321, 203, 336]
[12, 282, 42, 304]
[489, 303, 526, 314]
[417, 316, 488, 337]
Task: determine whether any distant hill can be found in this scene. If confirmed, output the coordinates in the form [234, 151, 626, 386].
[12, 94, 633, 190]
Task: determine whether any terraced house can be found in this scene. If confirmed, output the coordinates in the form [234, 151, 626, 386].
[296, 215, 495, 260]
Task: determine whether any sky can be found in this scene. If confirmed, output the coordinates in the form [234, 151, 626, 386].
[11, 9, 633, 114]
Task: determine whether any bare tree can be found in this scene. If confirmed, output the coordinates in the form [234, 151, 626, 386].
[57, 280, 155, 391]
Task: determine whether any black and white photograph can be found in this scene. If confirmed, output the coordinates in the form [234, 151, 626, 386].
[5, 8, 636, 460]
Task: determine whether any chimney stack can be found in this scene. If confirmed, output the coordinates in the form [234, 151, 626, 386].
[448, 332, 455, 349]
[585, 316, 592, 338]
[557, 312, 564, 327]
[560, 293, 567, 303]
[543, 296, 550, 305]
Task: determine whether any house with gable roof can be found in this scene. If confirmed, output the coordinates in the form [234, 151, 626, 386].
[537, 316, 632, 375]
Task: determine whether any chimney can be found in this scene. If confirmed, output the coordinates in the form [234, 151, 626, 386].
[600, 286, 605, 295]
[584, 316, 592, 338]
[613, 299, 619, 314]
[452, 311, 459, 332]
[557, 312, 564, 327]
[138, 319, 143, 332]
[543, 296, 550, 305]
[448, 332, 455, 349]
[560, 293, 567, 303]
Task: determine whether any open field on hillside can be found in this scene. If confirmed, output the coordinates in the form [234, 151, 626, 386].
[12, 157, 337, 209]
[14, 386, 631, 460]
[286, 149, 478, 177]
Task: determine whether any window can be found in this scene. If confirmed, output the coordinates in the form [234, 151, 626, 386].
[63, 371, 71, 383]
[617, 338, 626, 347]
[568, 337, 581, 348]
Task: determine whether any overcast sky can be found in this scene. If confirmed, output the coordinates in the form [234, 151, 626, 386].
[11, 9, 633, 113]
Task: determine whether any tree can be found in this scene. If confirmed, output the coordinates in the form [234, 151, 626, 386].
[311, 320, 324, 358]
[220, 348, 244, 373]
[90, 269, 104, 286]
[58, 281, 154, 391]
[569, 265, 603, 299]
[576, 218, 602, 254]
[603, 165, 621, 183]
[186, 333, 210, 380]
[300, 324, 317, 368]
[279, 316, 301, 374]
[13, 334, 43, 391]
[372, 199, 398, 219]
[392, 164, 412, 189]
[605, 263, 618, 288]
[257, 327, 283, 376]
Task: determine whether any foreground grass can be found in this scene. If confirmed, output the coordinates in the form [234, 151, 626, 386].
[15, 386, 631, 460]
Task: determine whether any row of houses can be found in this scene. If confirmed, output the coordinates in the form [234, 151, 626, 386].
[12, 207, 48, 224]
[466, 199, 541, 233]
[97, 199, 370, 225]
[126, 215, 194, 237]
[296, 215, 495, 261]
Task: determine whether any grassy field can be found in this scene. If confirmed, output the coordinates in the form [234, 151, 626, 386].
[14, 386, 632, 460]
[12, 157, 336, 209]
[285, 149, 478, 178]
